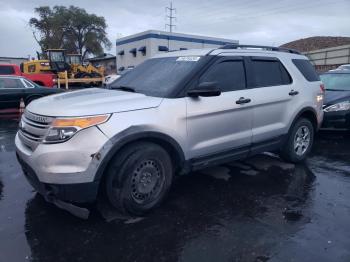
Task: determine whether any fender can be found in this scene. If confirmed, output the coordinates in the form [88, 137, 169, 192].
[93, 126, 186, 182]
[288, 106, 319, 131]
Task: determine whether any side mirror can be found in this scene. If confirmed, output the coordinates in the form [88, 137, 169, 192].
[187, 82, 221, 97]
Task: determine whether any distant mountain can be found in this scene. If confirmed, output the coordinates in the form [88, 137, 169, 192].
[280, 36, 350, 52]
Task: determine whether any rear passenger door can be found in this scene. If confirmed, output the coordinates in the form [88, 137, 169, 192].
[186, 56, 253, 159]
[246, 56, 295, 145]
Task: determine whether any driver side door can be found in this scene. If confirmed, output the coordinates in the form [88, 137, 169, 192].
[185, 56, 253, 164]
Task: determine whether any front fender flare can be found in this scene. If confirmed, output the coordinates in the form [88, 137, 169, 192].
[93, 126, 186, 182]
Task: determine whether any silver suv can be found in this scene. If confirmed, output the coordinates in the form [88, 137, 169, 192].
[15, 45, 324, 215]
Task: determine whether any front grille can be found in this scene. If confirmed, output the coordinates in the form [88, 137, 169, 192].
[18, 110, 54, 151]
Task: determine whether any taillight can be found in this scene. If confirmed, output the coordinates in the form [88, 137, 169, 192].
[320, 83, 325, 93]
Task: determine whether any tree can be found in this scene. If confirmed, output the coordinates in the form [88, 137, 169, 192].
[29, 6, 66, 57]
[29, 6, 111, 60]
[63, 6, 111, 60]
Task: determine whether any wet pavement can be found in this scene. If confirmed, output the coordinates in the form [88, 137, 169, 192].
[0, 119, 350, 262]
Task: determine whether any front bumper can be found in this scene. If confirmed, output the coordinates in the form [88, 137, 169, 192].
[15, 126, 110, 203]
[17, 153, 99, 203]
[322, 110, 350, 129]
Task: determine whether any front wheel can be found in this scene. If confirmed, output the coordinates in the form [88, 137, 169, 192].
[105, 142, 173, 215]
[280, 118, 314, 163]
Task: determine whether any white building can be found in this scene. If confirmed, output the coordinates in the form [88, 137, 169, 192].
[304, 44, 350, 72]
[116, 30, 238, 72]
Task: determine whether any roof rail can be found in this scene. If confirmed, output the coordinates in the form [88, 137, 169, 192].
[220, 44, 301, 54]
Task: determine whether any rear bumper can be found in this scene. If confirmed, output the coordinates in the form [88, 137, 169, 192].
[17, 152, 99, 203]
[322, 110, 350, 129]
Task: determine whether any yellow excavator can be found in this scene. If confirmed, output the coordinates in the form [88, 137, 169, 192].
[22, 49, 104, 86]
[66, 54, 104, 78]
[22, 49, 71, 78]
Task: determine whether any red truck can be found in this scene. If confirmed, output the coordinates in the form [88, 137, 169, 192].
[0, 64, 56, 87]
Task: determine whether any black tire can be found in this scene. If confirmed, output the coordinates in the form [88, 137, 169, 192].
[280, 118, 314, 163]
[105, 142, 173, 215]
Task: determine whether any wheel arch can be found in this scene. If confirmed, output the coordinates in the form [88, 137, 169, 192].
[94, 130, 186, 183]
[289, 107, 318, 132]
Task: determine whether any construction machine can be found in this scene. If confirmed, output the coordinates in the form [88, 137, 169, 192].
[22, 49, 71, 79]
[66, 54, 105, 78]
[22, 49, 104, 88]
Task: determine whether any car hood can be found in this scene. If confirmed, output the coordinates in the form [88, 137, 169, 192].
[26, 88, 163, 117]
[324, 90, 350, 106]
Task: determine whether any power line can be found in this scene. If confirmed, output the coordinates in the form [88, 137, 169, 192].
[165, 2, 176, 32]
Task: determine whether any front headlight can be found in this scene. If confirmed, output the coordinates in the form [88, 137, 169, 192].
[324, 101, 350, 112]
[43, 114, 110, 143]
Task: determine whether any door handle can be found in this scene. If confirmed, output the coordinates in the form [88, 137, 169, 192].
[236, 97, 251, 104]
[289, 90, 299, 96]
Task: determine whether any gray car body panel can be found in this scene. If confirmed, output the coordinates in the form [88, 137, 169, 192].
[26, 88, 163, 117]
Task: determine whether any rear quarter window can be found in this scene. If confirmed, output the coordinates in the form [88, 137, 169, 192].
[251, 57, 292, 88]
[0, 65, 15, 75]
[292, 59, 320, 82]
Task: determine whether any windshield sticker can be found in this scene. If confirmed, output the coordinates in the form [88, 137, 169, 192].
[176, 56, 201, 62]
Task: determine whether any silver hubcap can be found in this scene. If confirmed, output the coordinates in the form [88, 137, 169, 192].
[294, 125, 311, 156]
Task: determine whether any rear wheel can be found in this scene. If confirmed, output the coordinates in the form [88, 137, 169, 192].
[280, 118, 314, 163]
[105, 142, 173, 215]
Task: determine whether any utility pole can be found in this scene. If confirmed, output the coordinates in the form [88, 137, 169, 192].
[165, 2, 176, 33]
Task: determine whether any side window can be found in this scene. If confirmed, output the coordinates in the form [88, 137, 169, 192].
[199, 60, 246, 92]
[23, 79, 35, 88]
[0, 78, 23, 88]
[0, 66, 15, 75]
[251, 58, 292, 88]
[292, 59, 320, 82]
[28, 64, 36, 73]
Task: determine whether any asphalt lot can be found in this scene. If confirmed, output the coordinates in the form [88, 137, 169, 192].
[0, 119, 350, 262]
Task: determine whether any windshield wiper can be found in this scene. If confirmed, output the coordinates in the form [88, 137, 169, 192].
[111, 86, 136, 92]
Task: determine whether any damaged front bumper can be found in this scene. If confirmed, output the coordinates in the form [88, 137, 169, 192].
[16, 152, 100, 203]
[15, 126, 111, 218]
[16, 153, 97, 219]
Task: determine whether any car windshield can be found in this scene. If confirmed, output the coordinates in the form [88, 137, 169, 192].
[338, 65, 350, 70]
[50, 51, 65, 62]
[110, 56, 202, 97]
[320, 73, 350, 91]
